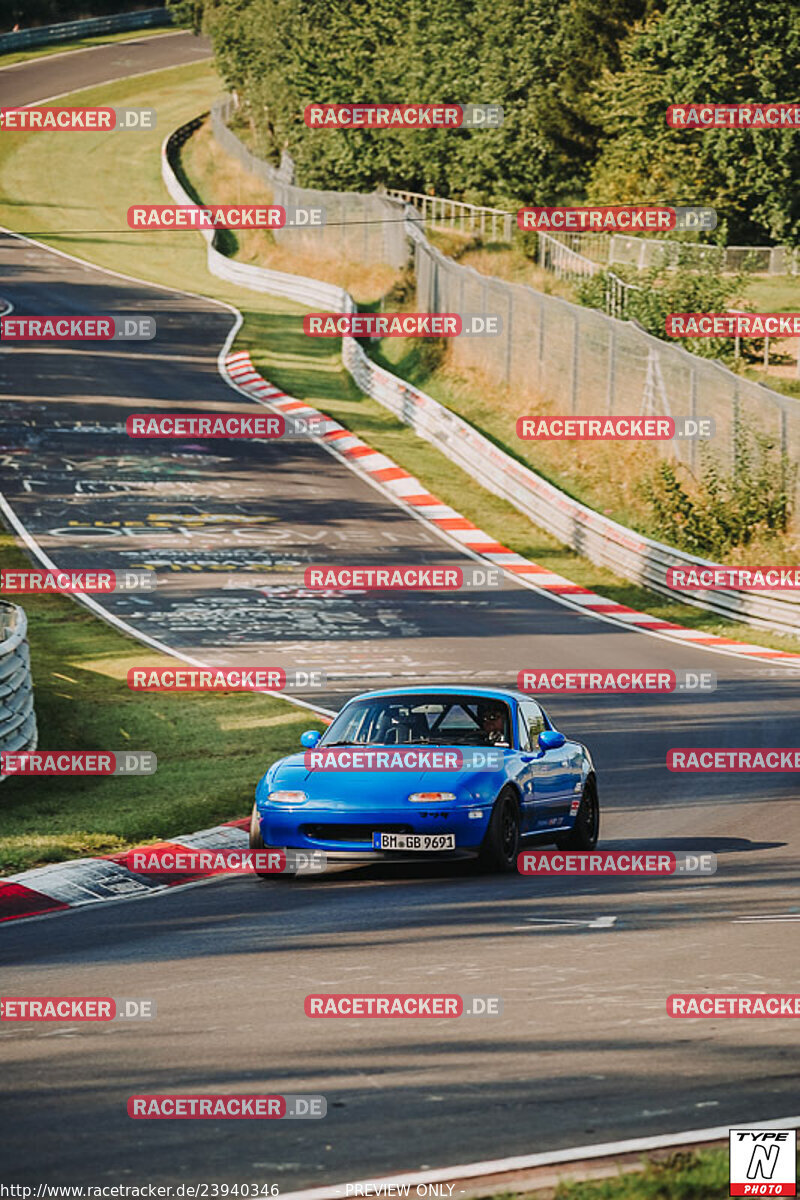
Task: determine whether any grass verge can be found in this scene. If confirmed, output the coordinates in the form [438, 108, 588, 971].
[543, 1147, 726, 1200]
[0, 537, 322, 875]
[536, 1144, 799, 1200]
[0, 63, 797, 690]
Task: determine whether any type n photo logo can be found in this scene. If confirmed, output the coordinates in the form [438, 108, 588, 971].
[729, 1129, 797, 1196]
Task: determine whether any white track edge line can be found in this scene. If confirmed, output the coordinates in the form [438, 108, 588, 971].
[13, 56, 213, 109]
[278, 1116, 800, 1200]
[0, 493, 334, 719]
[0, 29, 188, 75]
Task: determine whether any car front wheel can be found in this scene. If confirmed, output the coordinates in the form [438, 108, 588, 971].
[478, 787, 520, 873]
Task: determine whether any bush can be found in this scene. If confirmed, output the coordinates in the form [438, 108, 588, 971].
[415, 337, 448, 377]
[574, 254, 766, 364]
[641, 424, 795, 558]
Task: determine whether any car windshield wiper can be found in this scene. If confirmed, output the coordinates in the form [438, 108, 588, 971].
[320, 740, 361, 747]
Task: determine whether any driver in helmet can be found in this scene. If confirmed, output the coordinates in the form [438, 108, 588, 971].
[477, 701, 509, 745]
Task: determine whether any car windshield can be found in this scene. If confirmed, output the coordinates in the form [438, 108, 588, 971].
[320, 694, 513, 748]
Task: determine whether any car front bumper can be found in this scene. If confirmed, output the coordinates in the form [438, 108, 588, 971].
[257, 802, 492, 857]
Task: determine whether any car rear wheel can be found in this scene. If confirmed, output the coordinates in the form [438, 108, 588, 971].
[477, 787, 520, 873]
[249, 803, 294, 880]
[555, 777, 599, 851]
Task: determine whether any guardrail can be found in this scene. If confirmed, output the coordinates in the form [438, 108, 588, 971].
[0, 7, 172, 53]
[163, 117, 381, 310]
[0, 602, 37, 778]
[162, 114, 800, 638]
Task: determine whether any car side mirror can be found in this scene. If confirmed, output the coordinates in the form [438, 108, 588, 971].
[538, 729, 566, 752]
[301, 730, 322, 749]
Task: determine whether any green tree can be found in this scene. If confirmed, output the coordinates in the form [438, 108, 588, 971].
[587, 0, 800, 244]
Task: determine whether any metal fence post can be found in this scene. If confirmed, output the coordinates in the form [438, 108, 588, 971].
[732, 382, 741, 480]
[689, 367, 697, 473]
[606, 328, 616, 414]
[504, 289, 513, 383]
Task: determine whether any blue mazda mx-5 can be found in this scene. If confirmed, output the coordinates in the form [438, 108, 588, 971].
[250, 686, 599, 873]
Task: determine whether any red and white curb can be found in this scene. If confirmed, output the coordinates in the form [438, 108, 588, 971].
[225, 351, 800, 670]
[0, 817, 255, 924]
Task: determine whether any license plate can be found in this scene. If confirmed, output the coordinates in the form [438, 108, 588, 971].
[373, 833, 456, 851]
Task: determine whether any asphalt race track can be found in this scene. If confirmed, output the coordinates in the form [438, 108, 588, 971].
[0, 34, 798, 1190]
[0, 31, 213, 106]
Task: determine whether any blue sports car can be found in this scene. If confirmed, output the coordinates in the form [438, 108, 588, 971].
[250, 686, 599, 873]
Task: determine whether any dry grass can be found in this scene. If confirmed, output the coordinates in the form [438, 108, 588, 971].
[184, 121, 397, 303]
[433, 358, 669, 520]
[425, 227, 577, 300]
[456, 245, 577, 300]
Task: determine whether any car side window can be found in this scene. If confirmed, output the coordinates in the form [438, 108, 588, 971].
[521, 700, 545, 747]
[517, 709, 531, 751]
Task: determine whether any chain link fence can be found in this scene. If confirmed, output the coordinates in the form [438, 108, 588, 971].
[211, 98, 408, 268]
[411, 226, 799, 493]
[211, 98, 800, 504]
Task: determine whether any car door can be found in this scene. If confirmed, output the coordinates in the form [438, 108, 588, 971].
[512, 706, 538, 832]
[520, 700, 573, 832]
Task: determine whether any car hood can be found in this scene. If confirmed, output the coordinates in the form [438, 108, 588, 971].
[263, 747, 504, 807]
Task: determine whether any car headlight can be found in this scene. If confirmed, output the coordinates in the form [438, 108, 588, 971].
[268, 790, 308, 804]
[408, 792, 456, 802]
